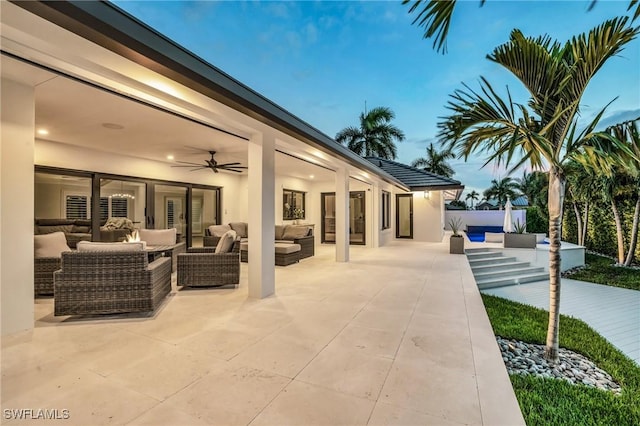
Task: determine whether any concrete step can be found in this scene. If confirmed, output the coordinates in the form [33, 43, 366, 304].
[470, 261, 532, 274]
[465, 248, 492, 254]
[466, 251, 504, 261]
[476, 272, 550, 290]
[467, 256, 517, 267]
[473, 266, 546, 281]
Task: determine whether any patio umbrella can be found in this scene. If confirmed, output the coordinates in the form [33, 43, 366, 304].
[503, 197, 514, 233]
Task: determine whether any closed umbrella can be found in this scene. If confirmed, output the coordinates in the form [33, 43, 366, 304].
[503, 197, 514, 233]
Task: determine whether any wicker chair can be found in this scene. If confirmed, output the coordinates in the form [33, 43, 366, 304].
[34, 257, 61, 296]
[54, 251, 172, 316]
[177, 239, 241, 288]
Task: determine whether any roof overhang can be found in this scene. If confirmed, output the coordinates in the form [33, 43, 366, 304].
[9, 0, 408, 191]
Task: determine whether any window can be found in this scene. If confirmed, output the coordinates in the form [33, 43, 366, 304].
[111, 198, 128, 217]
[100, 197, 109, 221]
[66, 195, 88, 219]
[283, 189, 305, 220]
[381, 191, 391, 229]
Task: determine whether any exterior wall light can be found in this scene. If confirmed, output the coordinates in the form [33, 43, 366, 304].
[424, 191, 431, 199]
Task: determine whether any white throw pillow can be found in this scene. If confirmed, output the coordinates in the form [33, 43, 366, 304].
[34, 232, 71, 258]
[138, 228, 177, 246]
[77, 241, 144, 252]
[208, 224, 231, 237]
[215, 230, 237, 253]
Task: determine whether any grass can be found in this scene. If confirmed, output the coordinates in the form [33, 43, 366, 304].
[566, 252, 640, 291]
[482, 294, 640, 425]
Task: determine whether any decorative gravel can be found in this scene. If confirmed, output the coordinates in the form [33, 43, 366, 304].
[497, 336, 621, 394]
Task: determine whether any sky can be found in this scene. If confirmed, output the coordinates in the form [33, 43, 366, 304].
[112, 0, 640, 198]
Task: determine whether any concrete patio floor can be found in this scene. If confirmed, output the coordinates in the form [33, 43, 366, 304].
[1, 241, 524, 425]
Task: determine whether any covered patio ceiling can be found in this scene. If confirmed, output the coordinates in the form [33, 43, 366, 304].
[3, 54, 337, 183]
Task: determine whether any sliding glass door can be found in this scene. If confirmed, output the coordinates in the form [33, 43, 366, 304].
[396, 194, 413, 239]
[321, 191, 366, 245]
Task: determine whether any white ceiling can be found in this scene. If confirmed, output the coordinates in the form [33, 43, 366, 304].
[3, 55, 335, 182]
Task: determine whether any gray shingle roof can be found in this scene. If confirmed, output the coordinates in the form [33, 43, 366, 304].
[365, 157, 464, 191]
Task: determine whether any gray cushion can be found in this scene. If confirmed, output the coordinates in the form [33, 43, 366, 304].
[484, 232, 504, 243]
[34, 232, 71, 258]
[76, 241, 144, 252]
[215, 230, 237, 253]
[208, 224, 231, 237]
[282, 225, 310, 240]
[275, 243, 301, 254]
[139, 228, 177, 246]
[229, 222, 248, 238]
[37, 224, 74, 234]
[275, 225, 286, 240]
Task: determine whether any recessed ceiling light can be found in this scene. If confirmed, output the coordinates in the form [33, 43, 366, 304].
[167, 155, 174, 160]
[37, 129, 49, 135]
[309, 175, 315, 179]
[102, 122, 124, 130]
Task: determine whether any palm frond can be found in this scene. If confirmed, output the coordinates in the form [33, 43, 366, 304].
[403, 0, 458, 54]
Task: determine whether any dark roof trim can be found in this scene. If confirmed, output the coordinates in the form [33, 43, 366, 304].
[365, 157, 464, 192]
[11, 0, 406, 190]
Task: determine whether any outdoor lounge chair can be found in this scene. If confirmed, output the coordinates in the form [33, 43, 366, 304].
[54, 249, 172, 316]
[177, 237, 241, 288]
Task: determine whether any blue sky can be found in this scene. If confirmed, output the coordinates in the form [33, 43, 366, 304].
[113, 0, 639, 197]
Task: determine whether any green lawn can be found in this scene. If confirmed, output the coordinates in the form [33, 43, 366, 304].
[566, 252, 640, 291]
[482, 294, 640, 425]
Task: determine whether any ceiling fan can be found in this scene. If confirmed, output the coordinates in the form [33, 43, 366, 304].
[171, 150, 247, 173]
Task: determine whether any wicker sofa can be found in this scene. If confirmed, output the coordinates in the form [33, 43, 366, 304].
[54, 248, 172, 316]
[35, 218, 132, 248]
[177, 238, 241, 288]
[204, 223, 314, 260]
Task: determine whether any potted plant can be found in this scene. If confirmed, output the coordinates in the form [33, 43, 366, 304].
[449, 217, 465, 254]
[504, 219, 537, 248]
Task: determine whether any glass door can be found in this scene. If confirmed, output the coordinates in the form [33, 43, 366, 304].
[396, 194, 413, 239]
[99, 178, 146, 241]
[321, 192, 366, 245]
[191, 187, 220, 247]
[155, 184, 188, 242]
[321, 193, 336, 243]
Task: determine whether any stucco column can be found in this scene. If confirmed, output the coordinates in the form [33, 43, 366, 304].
[372, 183, 380, 248]
[1, 78, 35, 335]
[335, 167, 349, 262]
[247, 132, 275, 298]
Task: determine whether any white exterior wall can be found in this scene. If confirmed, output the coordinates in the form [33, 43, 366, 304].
[404, 190, 445, 242]
[444, 210, 527, 232]
[1, 78, 35, 335]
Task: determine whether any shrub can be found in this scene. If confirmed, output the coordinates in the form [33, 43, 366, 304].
[526, 206, 548, 234]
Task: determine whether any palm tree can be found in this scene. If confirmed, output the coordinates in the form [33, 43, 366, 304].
[483, 177, 519, 209]
[465, 190, 480, 209]
[335, 106, 405, 159]
[402, 0, 640, 53]
[438, 18, 638, 361]
[411, 143, 455, 177]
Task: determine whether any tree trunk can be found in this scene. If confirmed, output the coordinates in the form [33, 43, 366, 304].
[611, 198, 626, 264]
[582, 202, 590, 247]
[624, 196, 640, 266]
[572, 202, 583, 245]
[545, 169, 565, 362]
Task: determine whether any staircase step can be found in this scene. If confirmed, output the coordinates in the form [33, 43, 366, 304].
[465, 248, 492, 254]
[467, 256, 517, 267]
[473, 266, 545, 281]
[466, 251, 503, 260]
[469, 261, 531, 273]
[476, 272, 550, 290]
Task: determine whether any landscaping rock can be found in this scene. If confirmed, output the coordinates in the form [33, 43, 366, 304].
[496, 336, 621, 394]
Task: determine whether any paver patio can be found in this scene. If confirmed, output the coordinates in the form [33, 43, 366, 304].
[1, 241, 524, 425]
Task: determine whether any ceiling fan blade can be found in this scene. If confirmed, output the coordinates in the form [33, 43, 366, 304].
[171, 164, 206, 168]
[223, 168, 243, 173]
[216, 162, 241, 167]
[221, 165, 248, 169]
[174, 160, 205, 166]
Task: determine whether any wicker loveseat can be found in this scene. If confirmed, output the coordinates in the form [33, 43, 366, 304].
[177, 237, 241, 288]
[204, 223, 314, 260]
[54, 246, 172, 316]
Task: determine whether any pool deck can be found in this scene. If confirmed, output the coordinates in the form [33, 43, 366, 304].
[1, 240, 525, 425]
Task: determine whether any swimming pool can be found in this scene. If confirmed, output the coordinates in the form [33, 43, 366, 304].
[465, 225, 504, 242]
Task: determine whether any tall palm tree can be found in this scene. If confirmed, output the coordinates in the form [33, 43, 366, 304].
[402, 0, 640, 53]
[465, 190, 480, 209]
[411, 143, 455, 177]
[438, 18, 638, 361]
[483, 177, 519, 209]
[335, 106, 405, 159]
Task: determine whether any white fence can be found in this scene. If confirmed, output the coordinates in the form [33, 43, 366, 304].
[445, 210, 527, 232]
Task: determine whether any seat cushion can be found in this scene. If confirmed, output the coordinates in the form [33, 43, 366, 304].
[275, 243, 301, 254]
[229, 222, 248, 238]
[208, 224, 231, 237]
[282, 225, 310, 240]
[139, 228, 177, 246]
[76, 241, 144, 252]
[215, 230, 237, 253]
[34, 232, 71, 258]
[484, 232, 504, 243]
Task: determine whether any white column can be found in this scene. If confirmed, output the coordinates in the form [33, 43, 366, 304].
[372, 183, 380, 248]
[335, 167, 349, 262]
[247, 131, 275, 298]
[1, 78, 35, 335]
